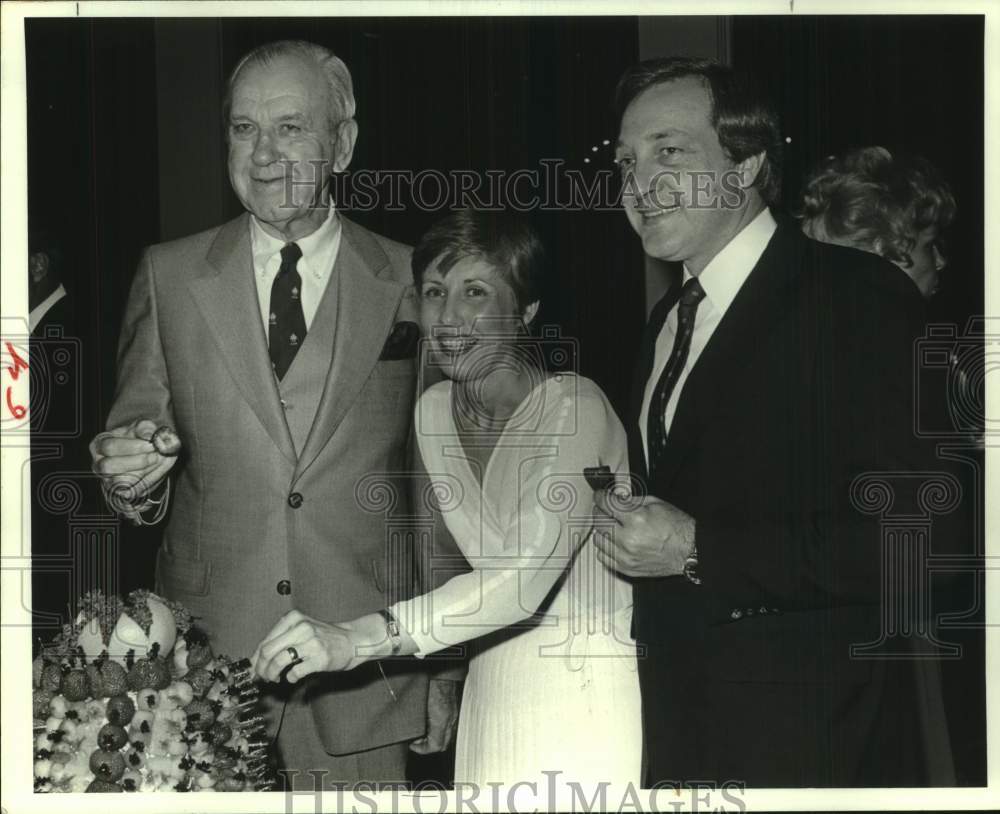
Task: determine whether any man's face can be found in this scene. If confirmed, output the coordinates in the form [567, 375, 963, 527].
[227, 55, 355, 239]
[616, 76, 751, 273]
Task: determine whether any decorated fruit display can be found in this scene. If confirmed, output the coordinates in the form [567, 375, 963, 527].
[33, 590, 274, 793]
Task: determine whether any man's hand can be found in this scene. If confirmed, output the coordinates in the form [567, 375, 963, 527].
[591, 490, 696, 578]
[252, 609, 357, 684]
[410, 678, 460, 754]
[90, 419, 180, 505]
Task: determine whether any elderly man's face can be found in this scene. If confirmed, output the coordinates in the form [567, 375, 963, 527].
[616, 76, 753, 274]
[227, 54, 355, 240]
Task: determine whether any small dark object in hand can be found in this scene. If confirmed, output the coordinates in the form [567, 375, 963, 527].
[584, 465, 614, 491]
[151, 426, 181, 456]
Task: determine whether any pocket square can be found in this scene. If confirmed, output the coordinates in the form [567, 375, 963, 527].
[379, 320, 420, 360]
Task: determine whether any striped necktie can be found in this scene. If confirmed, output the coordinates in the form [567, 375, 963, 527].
[646, 277, 706, 476]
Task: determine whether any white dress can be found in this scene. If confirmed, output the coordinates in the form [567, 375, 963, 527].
[391, 373, 641, 790]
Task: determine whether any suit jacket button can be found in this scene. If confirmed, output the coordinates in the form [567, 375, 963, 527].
[287, 492, 303, 509]
[276, 579, 291, 596]
[730, 608, 743, 621]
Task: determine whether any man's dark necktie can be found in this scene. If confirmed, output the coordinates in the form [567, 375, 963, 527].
[646, 276, 706, 476]
[268, 242, 307, 381]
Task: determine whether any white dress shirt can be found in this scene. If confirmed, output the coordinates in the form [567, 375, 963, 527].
[29, 283, 67, 333]
[639, 208, 778, 469]
[249, 205, 343, 335]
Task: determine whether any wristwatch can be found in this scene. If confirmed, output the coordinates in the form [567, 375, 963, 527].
[377, 609, 402, 656]
[683, 544, 701, 586]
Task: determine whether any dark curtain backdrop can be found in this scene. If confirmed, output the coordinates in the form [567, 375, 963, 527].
[26, 18, 164, 633]
[27, 17, 160, 441]
[25, 13, 985, 787]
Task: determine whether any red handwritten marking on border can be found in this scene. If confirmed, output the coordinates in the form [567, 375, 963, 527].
[4, 341, 29, 420]
[5, 388, 26, 419]
[4, 341, 27, 379]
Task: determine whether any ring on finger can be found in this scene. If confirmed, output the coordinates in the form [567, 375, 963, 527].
[286, 646, 303, 665]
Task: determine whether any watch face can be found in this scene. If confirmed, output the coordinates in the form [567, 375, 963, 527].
[682, 553, 701, 585]
[379, 610, 402, 654]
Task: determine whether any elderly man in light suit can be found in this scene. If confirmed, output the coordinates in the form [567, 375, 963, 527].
[90, 40, 458, 788]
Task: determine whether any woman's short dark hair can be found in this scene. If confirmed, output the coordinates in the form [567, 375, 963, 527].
[412, 211, 545, 311]
[799, 146, 957, 267]
[614, 57, 783, 205]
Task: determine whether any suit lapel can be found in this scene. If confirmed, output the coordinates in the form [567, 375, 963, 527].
[189, 214, 297, 465]
[292, 218, 407, 483]
[653, 224, 801, 490]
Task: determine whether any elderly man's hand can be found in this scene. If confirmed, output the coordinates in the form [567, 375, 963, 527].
[591, 490, 696, 578]
[90, 419, 179, 505]
[252, 609, 357, 684]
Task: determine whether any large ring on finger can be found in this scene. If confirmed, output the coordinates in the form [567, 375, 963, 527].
[286, 646, 302, 665]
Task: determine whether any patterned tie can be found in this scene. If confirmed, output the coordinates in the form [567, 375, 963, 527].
[646, 277, 706, 476]
[268, 242, 307, 381]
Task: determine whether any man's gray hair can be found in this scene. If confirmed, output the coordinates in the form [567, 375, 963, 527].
[223, 39, 356, 130]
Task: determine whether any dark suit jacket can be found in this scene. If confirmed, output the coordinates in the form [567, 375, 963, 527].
[631, 219, 946, 786]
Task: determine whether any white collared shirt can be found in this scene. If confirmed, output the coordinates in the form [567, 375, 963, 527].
[639, 208, 778, 468]
[250, 205, 343, 335]
[29, 283, 67, 333]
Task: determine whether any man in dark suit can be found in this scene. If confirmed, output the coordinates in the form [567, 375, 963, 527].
[89, 40, 458, 788]
[593, 57, 942, 787]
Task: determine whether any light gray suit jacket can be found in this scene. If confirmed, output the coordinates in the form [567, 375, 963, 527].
[107, 212, 428, 754]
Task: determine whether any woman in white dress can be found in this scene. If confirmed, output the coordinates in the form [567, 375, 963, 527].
[253, 212, 641, 790]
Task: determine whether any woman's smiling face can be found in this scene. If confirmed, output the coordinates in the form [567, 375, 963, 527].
[418, 255, 536, 382]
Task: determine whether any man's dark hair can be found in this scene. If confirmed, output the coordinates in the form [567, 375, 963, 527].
[412, 211, 545, 313]
[615, 57, 784, 205]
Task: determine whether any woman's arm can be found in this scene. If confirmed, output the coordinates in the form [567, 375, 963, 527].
[253, 453, 576, 683]
[252, 390, 618, 682]
[391, 392, 618, 658]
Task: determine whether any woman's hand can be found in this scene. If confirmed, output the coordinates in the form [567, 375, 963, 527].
[252, 609, 357, 684]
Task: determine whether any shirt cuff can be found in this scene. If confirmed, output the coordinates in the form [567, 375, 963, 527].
[388, 596, 439, 659]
